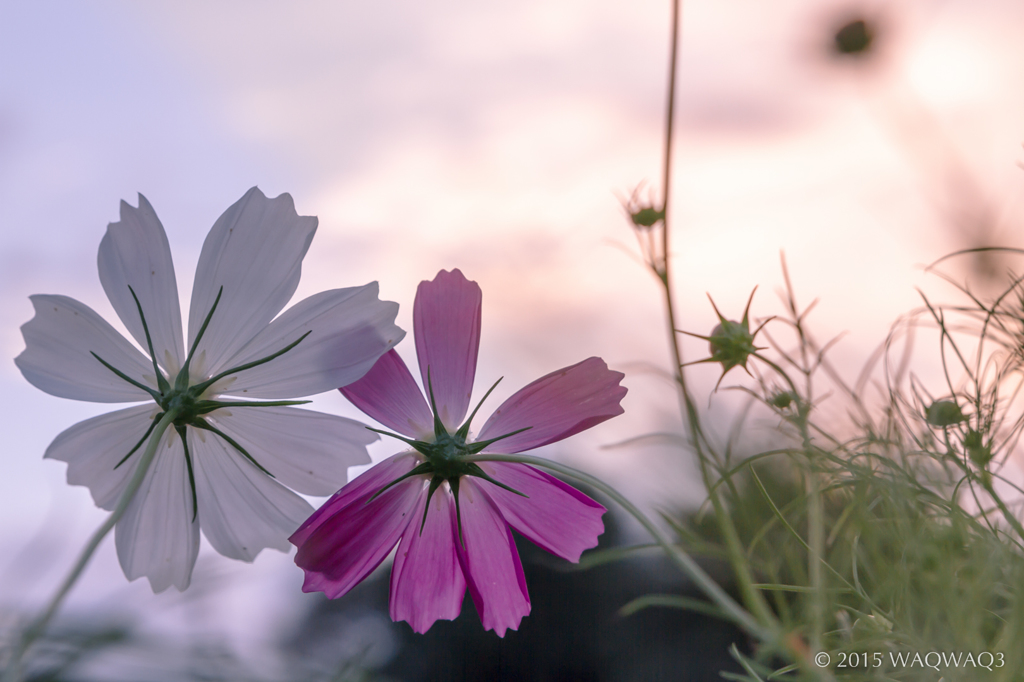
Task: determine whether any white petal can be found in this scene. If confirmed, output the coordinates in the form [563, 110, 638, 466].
[206, 406, 375, 496]
[45, 404, 160, 510]
[115, 428, 200, 593]
[187, 188, 317, 374]
[192, 426, 313, 562]
[15, 295, 156, 402]
[97, 195, 184, 375]
[217, 284, 403, 399]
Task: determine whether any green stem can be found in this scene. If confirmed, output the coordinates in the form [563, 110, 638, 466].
[694, 439, 777, 627]
[463, 454, 838, 680]
[462, 452, 773, 642]
[3, 410, 178, 682]
[985, 481, 1024, 543]
[659, 0, 680, 274]
[756, 352, 826, 650]
[806, 459, 825, 652]
[652, 0, 774, 630]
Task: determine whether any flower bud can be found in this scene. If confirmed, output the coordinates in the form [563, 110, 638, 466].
[769, 390, 797, 409]
[679, 288, 769, 390]
[964, 429, 993, 467]
[708, 319, 758, 374]
[925, 400, 964, 428]
[832, 18, 874, 57]
[630, 206, 665, 229]
[620, 183, 664, 230]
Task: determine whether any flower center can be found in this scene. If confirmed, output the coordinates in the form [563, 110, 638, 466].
[91, 285, 312, 521]
[366, 372, 530, 542]
[164, 386, 205, 425]
[419, 430, 473, 475]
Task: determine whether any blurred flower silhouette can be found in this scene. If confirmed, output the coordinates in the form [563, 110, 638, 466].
[15, 187, 404, 592]
[291, 269, 626, 636]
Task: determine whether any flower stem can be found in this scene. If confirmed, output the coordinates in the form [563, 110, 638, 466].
[463, 452, 773, 642]
[983, 480, 1024, 543]
[3, 410, 178, 682]
[659, 0, 680, 256]
[651, 0, 776, 632]
[755, 353, 826, 650]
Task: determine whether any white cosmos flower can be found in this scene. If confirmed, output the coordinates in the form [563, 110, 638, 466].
[15, 187, 405, 593]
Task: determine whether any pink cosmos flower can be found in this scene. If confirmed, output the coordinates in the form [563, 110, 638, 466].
[290, 269, 627, 636]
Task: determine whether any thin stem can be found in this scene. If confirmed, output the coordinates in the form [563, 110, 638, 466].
[755, 352, 827, 650]
[652, 0, 775, 630]
[463, 453, 771, 641]
[657, 0, 687, 419]
[3, 410, 179, 682]
[806, 460, 826, 652]
[984, 480, 1024, 543]
[660, 0, 680, 254]
[465, 453, 840, 680]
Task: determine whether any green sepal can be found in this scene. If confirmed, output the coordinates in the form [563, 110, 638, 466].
[425, 367, 447, 441]
[176, 424, 199, 522]
[465, 426, 532, 454]
[365, 461, 435, 504]
[465, 463, 528, 498]
[455, 376, 503, 440]
[191, 399, 311, 416]
[90, 352, 162, 402]
[127, 285, 170, 395]
[191, 418, 274, 478]
[190, 330, 311, 397]
[419, 476, 446, 535]
[177, 287, 223, 391]
[114, 412, 162, 469]
[450, 476, 465, 547]
[365, 427, 434, 454]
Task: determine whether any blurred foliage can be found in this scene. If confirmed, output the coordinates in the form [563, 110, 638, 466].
[2, 516, 750, 681]
[634, 252, 1024, 680]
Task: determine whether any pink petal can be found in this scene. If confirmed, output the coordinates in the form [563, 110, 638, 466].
[476, 462, 605, 562]
[455, 478, 530, 637]
[477, 357, 627, 453]
[414, 269, 481, 430]
[291, 452, 419, 546]
[340, 349, 433, 439]
[293, 470, 425, 599]
[389, 487, 466, 633]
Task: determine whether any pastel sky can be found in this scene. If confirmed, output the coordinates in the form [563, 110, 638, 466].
[1, 0, 1022, 661]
